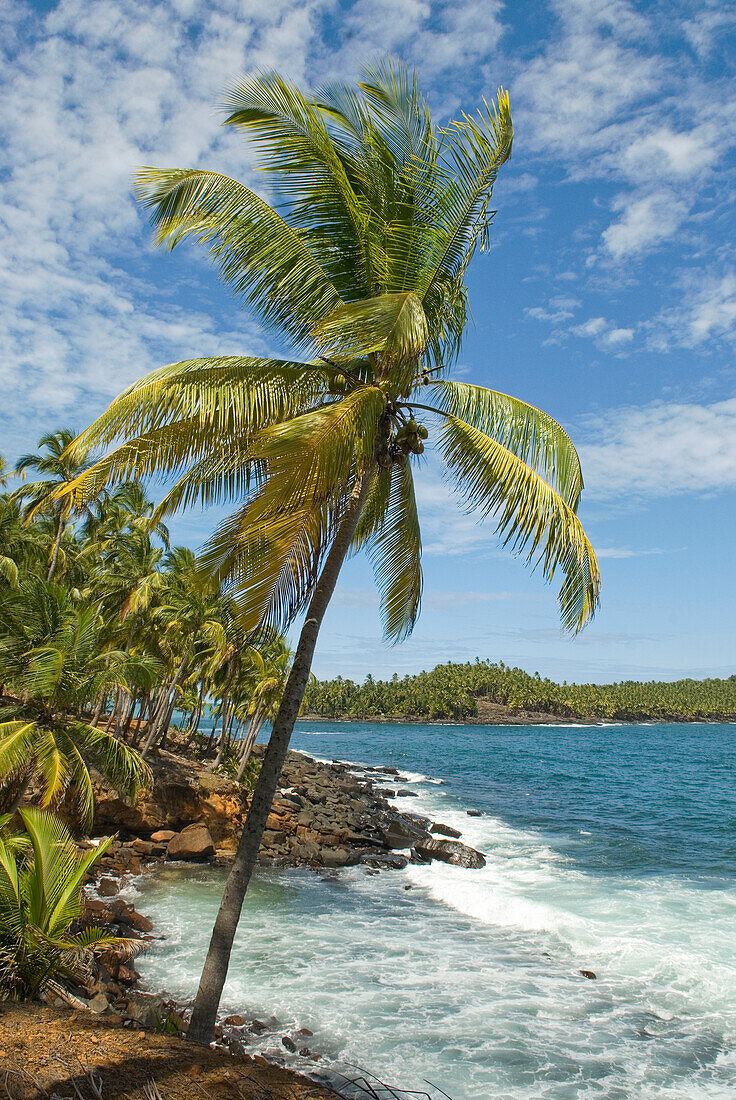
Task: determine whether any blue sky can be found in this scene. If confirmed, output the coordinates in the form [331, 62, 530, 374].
[1, 0, 735, 683]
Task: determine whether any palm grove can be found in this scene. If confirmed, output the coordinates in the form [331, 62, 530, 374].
[1, 62, 600, 1040]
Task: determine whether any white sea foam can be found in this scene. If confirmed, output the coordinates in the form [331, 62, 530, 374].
[136, 739, 736, 1099]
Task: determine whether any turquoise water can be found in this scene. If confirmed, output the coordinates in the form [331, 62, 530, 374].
[136, 721, 736, 1098]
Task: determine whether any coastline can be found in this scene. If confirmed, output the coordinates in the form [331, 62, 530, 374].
[55, 743, 485, 1093]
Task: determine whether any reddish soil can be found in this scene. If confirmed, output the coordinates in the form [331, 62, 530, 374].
[0, 1002, 335, 1100]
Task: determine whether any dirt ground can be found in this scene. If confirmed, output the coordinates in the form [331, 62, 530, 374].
[0, 1002, 336, 1100]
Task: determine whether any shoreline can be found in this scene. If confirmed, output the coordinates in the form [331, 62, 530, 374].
[299, 711, 736, 725]
[66, 745, 484, 1093]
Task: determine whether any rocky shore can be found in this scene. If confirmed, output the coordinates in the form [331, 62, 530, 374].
[61, 742, 485, 1067]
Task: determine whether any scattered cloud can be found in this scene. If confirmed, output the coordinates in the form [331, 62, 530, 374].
[650, 270, 736, 350]
[578, 396, 736, 498]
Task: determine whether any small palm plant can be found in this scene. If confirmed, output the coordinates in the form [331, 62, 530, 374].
[0, 808, 123, 999]
[58, 60, 601, 1040]
[0, 578, 152, 826]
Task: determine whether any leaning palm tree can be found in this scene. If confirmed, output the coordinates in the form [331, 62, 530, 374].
[59, 60, 600, 1041]
[13, 430, 93, 581]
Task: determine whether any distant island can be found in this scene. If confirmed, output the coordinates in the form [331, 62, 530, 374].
[308, 660, 736, 724]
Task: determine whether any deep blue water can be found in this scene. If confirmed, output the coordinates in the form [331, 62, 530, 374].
[137, 721, 736, 1099]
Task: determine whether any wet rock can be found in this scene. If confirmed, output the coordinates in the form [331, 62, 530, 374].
[282, 1035, 297, 1052]
[250, 1019, 268, 1033]
[361, 853, 409, 870]
[166, 823, 215, 861]
[396, 789, 419, 797]
[224, 1013, 247, 1026]
[128, 909, 154, 933]
[150, 829, 176, 843]
[294, 1027, 314, 1038]
[430, 822, 462, 839]
[378, 813, 430, 849]
[321, 847, 351, 867]
[579, 969, 597, 980]
[466, 809, 483, 817]
[414, 838, 486, 869]
[97, 876, 120, 897]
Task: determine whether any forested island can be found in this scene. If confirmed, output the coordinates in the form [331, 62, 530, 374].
[309, 660, 736, 723]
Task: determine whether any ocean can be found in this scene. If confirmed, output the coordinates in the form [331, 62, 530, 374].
[135, 721, 736, 1099]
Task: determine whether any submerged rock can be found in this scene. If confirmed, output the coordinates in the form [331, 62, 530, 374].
[413, 838, 486, 869]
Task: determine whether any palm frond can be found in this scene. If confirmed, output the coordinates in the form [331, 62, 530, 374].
[222, 71, 374, 297]
[313, 292, 428, 364]
[134, 169, 342, 345]
[425, 381, 584, 508]
[364, 461, 422, 641]
[439, 415, 600, 632]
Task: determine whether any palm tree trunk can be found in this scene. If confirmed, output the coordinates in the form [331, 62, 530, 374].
[142, 648, 193, 756]
[187, 463, 374, 1045]
[47, 512, 65, 582]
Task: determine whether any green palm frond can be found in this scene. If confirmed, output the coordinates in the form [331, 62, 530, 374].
[134, 170, 342, 345]
[425, 381, 584, 508]
[438, 415, 600, 632]
[365, 461, 422, 641]
[313, 292, 428, 364]
[222, 71, 374, 298]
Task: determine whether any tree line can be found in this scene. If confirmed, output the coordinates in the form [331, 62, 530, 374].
[309, 659, 736, 722]
[0, 429, 295, 822]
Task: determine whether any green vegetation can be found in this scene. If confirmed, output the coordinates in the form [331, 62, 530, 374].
[0, 809, 124, 1000]
[56, 59, 601, 1041]
[310, 660, 736, 722]
[0, 430, 295, 824]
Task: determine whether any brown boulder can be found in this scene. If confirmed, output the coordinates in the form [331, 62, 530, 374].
[167, 823, 215, 861]
[97, 876, 119, 897]
[150, 829, 176, 843]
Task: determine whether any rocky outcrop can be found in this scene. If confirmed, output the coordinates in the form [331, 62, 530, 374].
[90, 744, 487, 874]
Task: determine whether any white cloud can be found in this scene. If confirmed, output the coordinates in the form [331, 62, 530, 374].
[601, 190, 691, 259]
[572, 317, 607, 338]
[578, 397, 736, 498]
[649, 270, 736, 350]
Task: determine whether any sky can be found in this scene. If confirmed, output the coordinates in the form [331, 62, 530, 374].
[1, 0, 735, 684]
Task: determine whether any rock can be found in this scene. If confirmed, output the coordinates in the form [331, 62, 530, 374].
[128, 910, 154, 933]
[396, 789, 419, 797]
[250, 1019, 268, 1033]
[430, 822, 462, 839]
[223, 1014, 247, 1027]
[320, 847, 351, 867]
[378, 813, 430, 849]
[167, 823, 215, 861]
[361, 853, 409, 870]
[579, 969, 597, 980]
[294, 1027, 314, 1038]
[87, 992, 110, 1014]
[466, 809, 483, 817]
[132, 838, 155, 856]
[150, 829, 176, 843]
[413, 838, 486, 869]
[282, 1035, 297, 1052]
[97, 876, 119, 897]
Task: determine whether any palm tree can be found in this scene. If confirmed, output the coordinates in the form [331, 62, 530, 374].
[59, 60, 600, 1041]
[13, 430, 93, 581]
[0, 809, 125, 999]
[0, 577, 152, 827]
